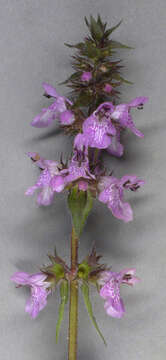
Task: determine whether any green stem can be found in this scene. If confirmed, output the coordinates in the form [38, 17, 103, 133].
[68, 228, 78, 360]
[94, 148, 99, 165]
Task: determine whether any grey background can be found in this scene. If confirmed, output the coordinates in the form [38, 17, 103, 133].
[1, 0, 166, 359]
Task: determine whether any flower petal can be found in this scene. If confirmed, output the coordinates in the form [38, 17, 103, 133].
[128, 96, 148, 107]
[51, 175, 66, 192]
[11, 272, 30, 285]
[37, 186, 54, 206]
[111, 104, 128, 122]
[126, 115, 144, 138]
[42, 82, 58, 98]
[25, 287, 48, 318]
[83, 115, 113, 149]
[107, 130, 124, 157]
[104, 297, 125, 318]
[109, 199, 133, 223]
[98, 176, 117, 193]
[25, 185, 39, 196]
[31, 106, 56, 128]
[29, 273, 48, 286]
[59, 110, 75, 125]
[74, 133, 89, 152]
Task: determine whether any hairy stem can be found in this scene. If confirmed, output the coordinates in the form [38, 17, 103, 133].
[68, 228, 78, 360]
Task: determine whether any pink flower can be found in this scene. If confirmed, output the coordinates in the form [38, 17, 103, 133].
[31, 83, 75, 128]
[81, 71, 92, 82]
[75, 97, 148, 157]
[111, 97, 148, 138]
[26, 149, 95, 206]
[11, 272, 50, 318]
[98, 174, 145, 222]
[25, 153, 65, 206]
[51, 149, 95, 192]
[82, 103, 116, 149]
[103, 84, 113, 93]
[99, 268, 140, 318]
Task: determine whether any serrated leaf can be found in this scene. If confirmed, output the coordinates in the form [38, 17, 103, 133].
[104, 20, 123, 38]
[56, 280, 69, 343]
[81, 282, 106, 345]
[110, 40, 133, 49]
[68, 187, 93, 237]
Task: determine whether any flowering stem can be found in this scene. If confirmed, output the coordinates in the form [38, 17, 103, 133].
[68, 228, 78, 360]
[94, 148, 100, 166]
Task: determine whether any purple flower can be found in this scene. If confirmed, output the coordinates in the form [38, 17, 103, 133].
[31, 83, 75, 128]
[51, 149, 95, 192]
[11, 272, 50, 318]
[98, 175, 145, 222]
[76, 97, 148, 156]
[81, 71, 92, 82]
[26, 148, 95, 206]
[66, 149, 94, 184]
[103, 84, 113, 93]
[82, 104, 116, 149]
[25, 154, 65, 206]
[99, 268, 140, 318]
[111, 97, 148, 138]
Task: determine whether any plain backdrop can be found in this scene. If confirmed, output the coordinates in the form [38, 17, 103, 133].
[1, 1, 166, 359]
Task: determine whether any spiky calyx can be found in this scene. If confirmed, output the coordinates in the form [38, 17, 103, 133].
[78, 245, 108, 283]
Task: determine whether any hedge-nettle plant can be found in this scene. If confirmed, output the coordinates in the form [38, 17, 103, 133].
[11, 16, 148, 360]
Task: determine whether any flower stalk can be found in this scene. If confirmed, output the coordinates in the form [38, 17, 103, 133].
[68, 228, 79, 360]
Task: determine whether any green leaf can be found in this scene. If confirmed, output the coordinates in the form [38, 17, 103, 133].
[56, 280, 69, 343]
[84, 16, 90, 29]
[97, 14, 107, 32]
[59, 72, 81, 85]
[64, 42, 85, 50]
[68, 186, 93, 237]
[104, 20, 123, 38]
[90, 15, 103, 41]
[110, 40, 133, 49]
[81, 282, 106, 345]
[111, 72, 133, 84]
